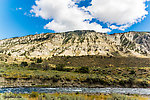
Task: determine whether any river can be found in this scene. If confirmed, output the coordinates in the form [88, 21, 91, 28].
[0, 88, 150, 95]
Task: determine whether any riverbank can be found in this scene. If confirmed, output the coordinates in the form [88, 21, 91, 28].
[0, 61, 150, 88]
[0, 92, 149, 100]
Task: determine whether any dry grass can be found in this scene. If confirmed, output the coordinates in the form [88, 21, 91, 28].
[0, 93, 149, 100]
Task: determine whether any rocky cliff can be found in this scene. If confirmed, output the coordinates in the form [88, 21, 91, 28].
[0, 30, 150, 60]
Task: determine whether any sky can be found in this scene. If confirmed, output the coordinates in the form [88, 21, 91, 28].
[0, 0, 150, 39]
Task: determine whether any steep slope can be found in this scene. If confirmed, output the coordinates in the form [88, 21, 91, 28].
[0, 30, 150, 61]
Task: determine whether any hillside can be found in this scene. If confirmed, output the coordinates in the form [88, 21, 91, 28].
[0, 30, 150, 62]
[0, 30, 150, 88]
[47, 55, 150, 68]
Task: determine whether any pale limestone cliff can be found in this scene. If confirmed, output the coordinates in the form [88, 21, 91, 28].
[0, 30, 150, 61]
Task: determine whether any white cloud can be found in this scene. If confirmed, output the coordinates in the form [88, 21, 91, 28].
[88, 0, 149, 30]
[44, 21, 110, 32]
[110, 24, 131, 31]
[30, 0, 149, 32]
[110, 25, 119, 30]
[30, 0, 110, 33]
[16, 8, 22, 10]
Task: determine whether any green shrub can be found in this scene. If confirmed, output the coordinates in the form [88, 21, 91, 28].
[63, 68, 72, 72]
[29, 62, 37, 70]
[37, 57, 43, 63]
[52, 75, 61, 82]
[44, 94, 57, 100]
[20, 62, 28, 67]
[8, 52, 11, 56]
[130, 70, 136, 74]
[56, 64, 65, 71]
[107, 93, 131, 100]
[30, 62, 36, 67]
[42, 61, 50, 70]
[139, 81, 149, 87]
[41, 94, 85, 100]
[2, 92, 23, 99]
[58, 94, 85, 100]
[86, 77, 108, 85]
[29, 92, 39, 98]
[78, 67, 89, 73]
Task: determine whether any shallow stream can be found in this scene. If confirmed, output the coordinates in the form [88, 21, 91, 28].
[0, 88, 150, 95]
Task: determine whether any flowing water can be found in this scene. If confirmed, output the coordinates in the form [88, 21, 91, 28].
[0, 87, 150, 95]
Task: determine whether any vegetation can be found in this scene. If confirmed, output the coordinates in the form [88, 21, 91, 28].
[47, 55, 150, 67]
[8, 52, 11, 56]
[0, 92, 149, 100]
[0, 55, 149, 100]
[78, 66, 89, 73]
[56, 64, 65, 71]
[36, 57, 43, 63]
[63, 35, 72, 44]
[0, 55, 149, 88]
[29, 91, 39, 98]
[20, 62, 28, 67]
[0, 59, 149, 88]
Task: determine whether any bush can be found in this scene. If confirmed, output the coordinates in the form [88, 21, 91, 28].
[78, 67, 89, 73]
[20, 62, 28, 67]
[58, 95, 85, 100]
[86, 77, 108, 85]
[130, 70, 136, 74]
[2, 92, 22, 99]
[29, 92, 39, 98]
[52, 75, 61, 82]
[42, 94, 85, 100]
[30, 62, 36, 67]
[63, 68, 72, 72]
[42, 61, 50, 71]
[44, 94, 56, 100]
[119, 80, 126, 86]
[56, 64, 65, 71]
[36, 57, 43, 63]
[107, 93, 129, 100]
[139, 81, 149, 87]
[29, 62, 37, 70]
[8, 52, 11, 56]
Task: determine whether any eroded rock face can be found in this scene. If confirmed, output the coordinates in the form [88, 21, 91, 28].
[0, 30, 150, 59]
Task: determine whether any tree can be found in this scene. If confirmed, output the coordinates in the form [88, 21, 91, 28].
[36, 57, 43, 63]
[8, 52, 11, 56]
[20, 62, 28, 67]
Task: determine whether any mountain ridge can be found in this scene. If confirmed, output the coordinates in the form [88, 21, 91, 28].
[1, 30, 150, 41]
[0, 30, 150, 62]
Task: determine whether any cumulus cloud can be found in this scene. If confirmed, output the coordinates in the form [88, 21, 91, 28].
[31, 0, 149, 32]
[88, 0, 149, 30]
[110, 24, 131, 31]
[30, 0, 110, 32]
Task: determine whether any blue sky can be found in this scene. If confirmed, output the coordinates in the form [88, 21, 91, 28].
[0, 0, 53, 39]
[0, 0, 150, 39]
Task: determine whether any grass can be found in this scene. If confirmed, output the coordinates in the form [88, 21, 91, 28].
[0, 56, 149, 99]
[0, 92, 149, 100]
[0, 55, 149, 88]
[0, 61, 149, 88]
[47, 55, 150, 68]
